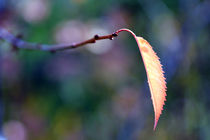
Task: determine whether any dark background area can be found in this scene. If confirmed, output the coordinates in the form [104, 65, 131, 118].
[0, 0, 210, 139]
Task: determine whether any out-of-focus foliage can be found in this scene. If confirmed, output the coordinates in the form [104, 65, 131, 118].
[0, 0, 209, 139]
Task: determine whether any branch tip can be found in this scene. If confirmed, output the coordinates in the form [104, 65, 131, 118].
[112, 33, 118, 37]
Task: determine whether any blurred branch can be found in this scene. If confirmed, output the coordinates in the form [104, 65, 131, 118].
[0, 27, 118, 52]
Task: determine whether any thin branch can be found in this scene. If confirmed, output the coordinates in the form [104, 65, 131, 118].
[0, 27, 118, 52]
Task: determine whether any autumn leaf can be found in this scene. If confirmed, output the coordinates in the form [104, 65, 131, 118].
[116, 29, 167, 130]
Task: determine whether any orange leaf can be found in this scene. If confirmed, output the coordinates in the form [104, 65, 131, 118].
[116, 29, 167, 130]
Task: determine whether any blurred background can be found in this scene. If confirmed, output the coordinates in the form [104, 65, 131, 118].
[0, 0, 210, 139]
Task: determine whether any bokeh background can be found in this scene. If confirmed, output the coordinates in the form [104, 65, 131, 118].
[0, 0, 210, 139]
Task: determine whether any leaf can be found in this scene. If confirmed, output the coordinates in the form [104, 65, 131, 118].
[116, 29, 167, 130]
[136, 37, 167, 130]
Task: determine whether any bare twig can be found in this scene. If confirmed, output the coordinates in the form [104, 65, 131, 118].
[0, 27, 118, 52]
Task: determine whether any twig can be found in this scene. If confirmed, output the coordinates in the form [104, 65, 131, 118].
[0, 27, 118, 53]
